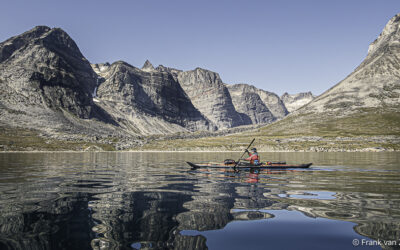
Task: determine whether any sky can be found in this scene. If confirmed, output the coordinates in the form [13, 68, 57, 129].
[1, 0, 399, 95]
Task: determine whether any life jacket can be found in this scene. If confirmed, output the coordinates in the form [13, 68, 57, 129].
[246, 152, 260, 165]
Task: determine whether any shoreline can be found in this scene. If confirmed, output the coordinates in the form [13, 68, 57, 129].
[0, 149, 398, 153]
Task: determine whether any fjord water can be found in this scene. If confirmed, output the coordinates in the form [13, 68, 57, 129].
[0, 152, 399, 250]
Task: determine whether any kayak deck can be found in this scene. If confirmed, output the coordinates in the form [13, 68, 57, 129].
[187, 162, 312, 169]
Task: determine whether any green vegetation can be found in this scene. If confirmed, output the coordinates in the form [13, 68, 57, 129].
[1, 108, 399, 152]
[258, 108, 400, 137]
[0, 126, 115, 151]
[134, 108, 400, 151]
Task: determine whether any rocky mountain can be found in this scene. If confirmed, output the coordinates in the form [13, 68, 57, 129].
[0, 25, 308, 150]
[177, 68, 248, 129]
[298, 14, 400, 114]
[227, 83, 288, 122]
[155, 64, 182, 81]
[0, 26, 96, 118]
[141, 59, 155, 72]
[255, 88, 288, 119]
[253, 13, 400, 143]
[91, 61, 213, 134]
[226, 84, 276, 124]
[0, 26, 121, 139]
[281, 92, 315, 112]
[139, 13, 400, 152]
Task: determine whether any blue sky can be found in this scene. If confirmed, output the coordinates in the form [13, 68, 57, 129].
[1, 0, 399, 95]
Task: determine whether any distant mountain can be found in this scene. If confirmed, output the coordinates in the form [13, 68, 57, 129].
[228, 84, 288, 120]
[177, 68, 248, 129]
[251, 13, 400, 140]
[298, 14, 400, 114]
[281, 92, 315, 112]
[0, 25, 309, 150]
[227, 84, 282, 124]
[91, 61, 213, 134]
[138, 13, 400, 152]
[141, 59, 155, 72]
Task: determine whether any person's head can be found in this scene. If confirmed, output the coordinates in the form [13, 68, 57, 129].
[251, 148, 257, 153]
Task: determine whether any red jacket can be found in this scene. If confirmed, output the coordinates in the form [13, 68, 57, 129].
[245, 153, 259, 165]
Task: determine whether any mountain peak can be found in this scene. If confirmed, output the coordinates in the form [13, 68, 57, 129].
[0, 25, 82, 64]
[29, 25, 51, 33]
[142, 59, 155, 72]
[367, 13, 400, 56]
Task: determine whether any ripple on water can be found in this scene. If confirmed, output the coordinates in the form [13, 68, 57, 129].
[0, 152, 399, 249]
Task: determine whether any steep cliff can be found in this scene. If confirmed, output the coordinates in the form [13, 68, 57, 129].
[0, 26, 120, 142]
[0, 26, 98, 118]
[92, 61, 213, 134]
[226, 84, 275, 124]
[177, 68, 247, 129]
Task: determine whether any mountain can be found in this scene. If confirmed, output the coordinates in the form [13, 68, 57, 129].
[227, 83, 288, 121]
[141, 59, 155, 72]
[0, 26, 121, 142]
[177, 68, 248, 129]
[266, 13, 400, 141]
[91, 61, 213, 134]
[0, 26, 96, 118]
[139, 13, 400, 152]
[281, 92, 315, 112]
[0, 25, 309, 151]
[298, 14, 400, 114]
[226, 84, 276, 124]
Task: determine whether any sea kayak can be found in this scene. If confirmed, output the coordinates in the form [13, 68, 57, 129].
[187, 161, 312, 169]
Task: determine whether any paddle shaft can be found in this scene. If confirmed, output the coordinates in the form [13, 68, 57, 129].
[234, 138, 255, 168]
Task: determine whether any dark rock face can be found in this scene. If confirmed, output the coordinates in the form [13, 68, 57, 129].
[93, 61, 212, 133]
[256, 89, 289, 119]
[155, 65, 182, 81]
[177, 68, 246, 129]
[0, 26, 98, 119]
[227, 84, 275, 124]
[227, 83, 288, 120]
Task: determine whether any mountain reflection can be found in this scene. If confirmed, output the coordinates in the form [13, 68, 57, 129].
[0, 152, 399, 249]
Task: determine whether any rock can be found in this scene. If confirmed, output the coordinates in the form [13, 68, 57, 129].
[177, 68, 246, 129]
[281, 92, 315, 112]
[298, 13, 400, 114]
[0, 26, 98, 118]
[255, 88, 288, 119]
[141, 59, 155, 72]
[92, 61, 213, 134]
[0, 26, 120, 142]
[155, 65, 182, 81]
[226, 83, 288, 120]
[83, 145, 103, 151]
[226, 84, 275, 124]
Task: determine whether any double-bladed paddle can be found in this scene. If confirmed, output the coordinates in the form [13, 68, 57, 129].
[233, 138, 255, 170]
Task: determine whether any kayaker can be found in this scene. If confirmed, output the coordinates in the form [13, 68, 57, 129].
[242, 148, 260, 165]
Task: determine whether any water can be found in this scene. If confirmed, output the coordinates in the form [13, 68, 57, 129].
[0, 152, 399, 250]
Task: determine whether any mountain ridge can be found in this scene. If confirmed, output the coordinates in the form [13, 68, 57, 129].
[0, 25, 297, 150]
[136, 13, 400, 152]
[5, 12, 397, 152]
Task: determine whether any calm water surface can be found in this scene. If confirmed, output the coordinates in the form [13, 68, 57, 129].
[0, 152, 399, 250]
